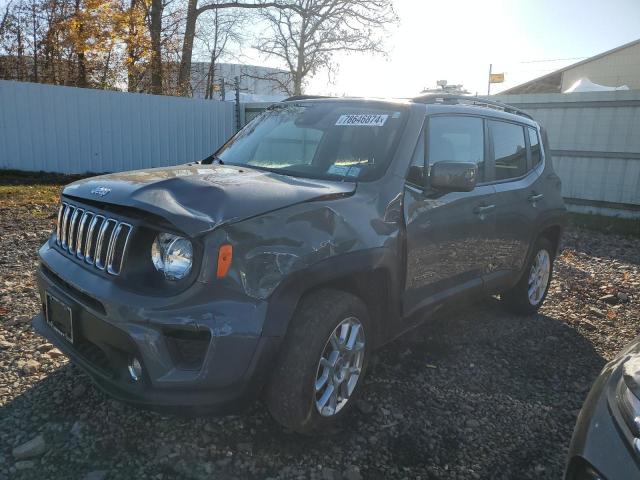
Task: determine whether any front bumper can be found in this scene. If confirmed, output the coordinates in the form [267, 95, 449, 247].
[566, 357, 640, 479]
[33, 242, 282, 414]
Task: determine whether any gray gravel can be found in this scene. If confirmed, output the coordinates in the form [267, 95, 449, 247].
[1, 195, 639, 480]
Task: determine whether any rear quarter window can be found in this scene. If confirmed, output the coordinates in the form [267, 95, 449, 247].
[528, 127, 542, 167]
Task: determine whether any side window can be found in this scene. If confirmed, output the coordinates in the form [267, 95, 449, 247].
[427, 116, 484, 182]
[528, 127, 541, 167]
[490, 120, 527, 181]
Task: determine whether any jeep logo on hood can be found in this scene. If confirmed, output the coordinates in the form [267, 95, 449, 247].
[90, 186, 111, 197]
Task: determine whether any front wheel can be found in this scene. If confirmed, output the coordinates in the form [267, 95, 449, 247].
[264, 289, 370, 434]
[501, 238, 555, 315]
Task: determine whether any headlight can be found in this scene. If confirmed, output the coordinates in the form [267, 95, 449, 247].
[151, 233, 193, 280]
[618, 356, 640, 455]
[566, 458, 606, 480]
[619, 379, 640, 431]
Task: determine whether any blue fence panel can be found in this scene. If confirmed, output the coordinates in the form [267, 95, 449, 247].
[0, 80, 236, 174]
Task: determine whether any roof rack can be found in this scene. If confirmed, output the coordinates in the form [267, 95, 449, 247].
[411, 94, 533, 120]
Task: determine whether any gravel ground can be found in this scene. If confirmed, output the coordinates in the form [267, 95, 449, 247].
[1, 189, 639, 480]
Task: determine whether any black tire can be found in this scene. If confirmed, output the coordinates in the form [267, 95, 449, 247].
[264, 288, 371, 434]
[501, 237, 555, 315]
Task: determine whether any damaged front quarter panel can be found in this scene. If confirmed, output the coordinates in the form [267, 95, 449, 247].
[222, 193, 393, 300]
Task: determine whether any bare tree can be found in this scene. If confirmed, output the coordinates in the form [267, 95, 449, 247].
[176, 0, 299, 97]
[194, 6, 242, 99]
[28, 0, 38, 80]
[254, 0, 397, 95]
[0, 0, 30, 80]
[0, 1, 13, 34]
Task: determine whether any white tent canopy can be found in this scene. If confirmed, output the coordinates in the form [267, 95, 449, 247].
[564, 77, 630, 93]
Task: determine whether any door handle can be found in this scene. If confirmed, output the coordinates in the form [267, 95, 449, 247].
[473, 204, 496, 217]
[529, 193, 544, 204]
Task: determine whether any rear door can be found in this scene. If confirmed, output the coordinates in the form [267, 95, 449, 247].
[485, 120, 544, 290]
[403, 115, 497, 316]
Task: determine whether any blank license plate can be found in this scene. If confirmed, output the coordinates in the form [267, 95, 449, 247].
[45, 292, 74, 343]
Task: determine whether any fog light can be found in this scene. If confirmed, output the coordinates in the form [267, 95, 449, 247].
[128, 357, 143, 382]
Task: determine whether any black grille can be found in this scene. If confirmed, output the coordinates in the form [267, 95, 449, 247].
[56, 202, 132, 275]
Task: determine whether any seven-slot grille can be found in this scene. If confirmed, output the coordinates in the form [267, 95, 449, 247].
[55, 202, 132, 275]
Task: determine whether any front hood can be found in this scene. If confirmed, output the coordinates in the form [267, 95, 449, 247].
[63, 164, 356, 236]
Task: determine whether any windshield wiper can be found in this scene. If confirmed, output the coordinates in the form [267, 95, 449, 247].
[218, 162, 353, 182]
[203, 153, 224, 164]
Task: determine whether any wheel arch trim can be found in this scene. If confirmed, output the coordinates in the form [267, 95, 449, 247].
[261, 248, 401, 345]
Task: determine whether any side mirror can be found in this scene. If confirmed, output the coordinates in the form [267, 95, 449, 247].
[430, 161, 477, 192]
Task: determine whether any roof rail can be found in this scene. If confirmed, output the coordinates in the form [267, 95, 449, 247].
[283, 95, 334, 101]
[411, 94, 533, 120]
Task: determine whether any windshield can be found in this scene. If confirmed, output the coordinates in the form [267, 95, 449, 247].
[210, 103, 407, 182]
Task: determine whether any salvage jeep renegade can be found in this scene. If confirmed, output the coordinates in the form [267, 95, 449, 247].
[33, 95, 567, 433]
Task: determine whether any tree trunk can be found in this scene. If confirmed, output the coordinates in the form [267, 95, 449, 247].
[205, 9, 218, 100]
[205, 54, 216, 99]
[293, 75, 302, 95]
[74, 0, 87, 87]
[16, 27, 24, 80]
[293, 33, 305, 95]
[149, 0, 163, 94]
[101, 47, 111, 88]
[126, 0, 137, 92]
[205, 61, 214, 99]
[76, 52, 87, 86]
[177, 0, 198, 96]
[293, 56, 304, 95]
[46, 0, 58, 83]
[31, 3, 38, 82]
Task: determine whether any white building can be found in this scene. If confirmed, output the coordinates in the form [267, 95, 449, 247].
[189, 62, 291, 100]
[503, 38, 640, 94]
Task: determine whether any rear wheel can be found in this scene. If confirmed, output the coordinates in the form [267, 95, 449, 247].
[265, 289, 370, 434]
[502, 237, 555, 315]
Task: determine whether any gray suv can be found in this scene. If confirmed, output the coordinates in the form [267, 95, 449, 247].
[32, 95, 567, 433]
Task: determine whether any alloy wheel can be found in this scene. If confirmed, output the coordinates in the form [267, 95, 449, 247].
[528, 249, 551, 306]
[314, 316, 366, 417]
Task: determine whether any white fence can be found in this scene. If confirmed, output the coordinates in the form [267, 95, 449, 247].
[492, 91, 640, 219]
[0, 80, 236, 174]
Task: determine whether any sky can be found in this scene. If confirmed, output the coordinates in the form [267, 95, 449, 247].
[245, 0, 640, 97]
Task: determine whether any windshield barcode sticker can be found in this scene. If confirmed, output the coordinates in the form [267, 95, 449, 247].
[335, 114, 388, 127]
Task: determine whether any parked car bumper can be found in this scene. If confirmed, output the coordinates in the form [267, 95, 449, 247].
[32, 243, 282, 414]
[566, 348, 640, 479]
